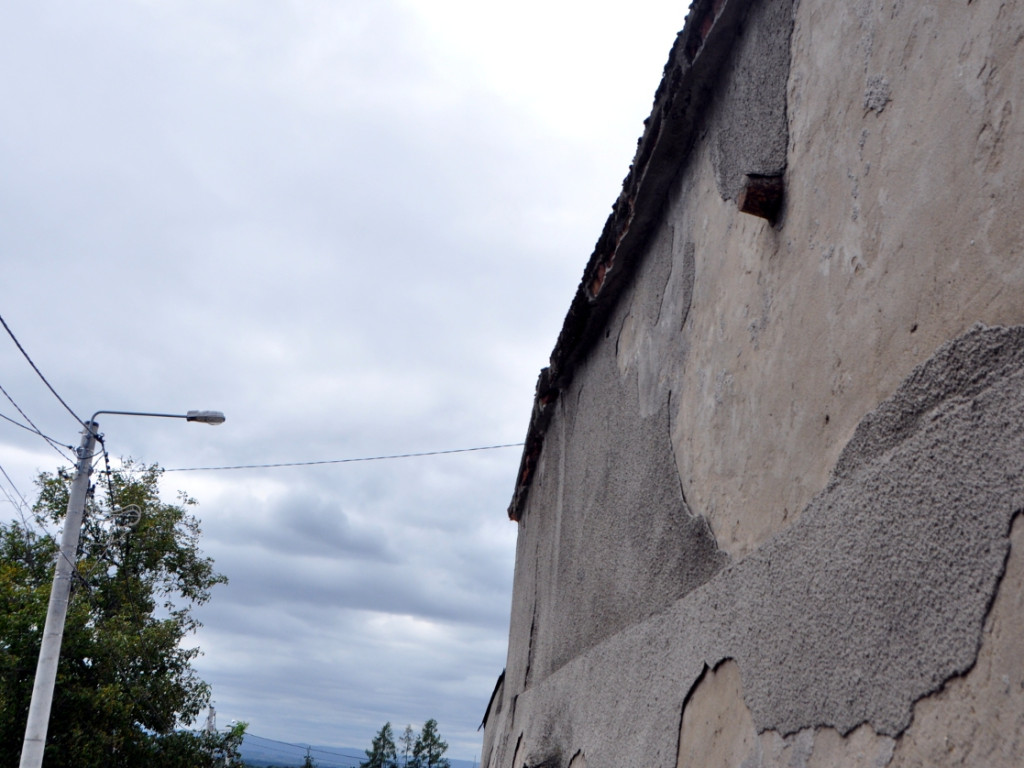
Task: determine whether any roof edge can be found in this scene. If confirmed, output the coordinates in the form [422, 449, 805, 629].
[508, 0, 756, 520]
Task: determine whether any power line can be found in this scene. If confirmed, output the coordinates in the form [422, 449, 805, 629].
[0, 471, 35, 533]
[0, 386, 76, 461]
[0, 409, 59, 443]
[244, 732, 364, 763]
[0, 460, 60, 541]
[163, 442, 525, 472]
[0, 461, 32, 515]
[0, 460, 37, 533]
[0, 312, 85, 428]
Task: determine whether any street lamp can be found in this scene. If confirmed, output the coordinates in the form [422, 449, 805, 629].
[19, 409, 225, 768]
[94, 409, 227, 425]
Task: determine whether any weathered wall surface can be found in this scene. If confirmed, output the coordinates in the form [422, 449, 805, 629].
[677, 509, 1024, 767]
[483, 1, 1024, 767]
[672, 0, 1024, 559]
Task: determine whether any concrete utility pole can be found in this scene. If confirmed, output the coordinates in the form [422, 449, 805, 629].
[19, 420, 98, 768]
[18, 408, 225, 768]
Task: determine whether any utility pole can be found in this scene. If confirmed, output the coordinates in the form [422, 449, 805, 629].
[18, 408, 224, 767]
[19, 420, 98, 768]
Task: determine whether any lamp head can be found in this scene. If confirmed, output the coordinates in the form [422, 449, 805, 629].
[186, 410, 226, 425]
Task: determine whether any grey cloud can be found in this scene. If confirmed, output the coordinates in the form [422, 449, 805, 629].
[0, 0, 686, 758]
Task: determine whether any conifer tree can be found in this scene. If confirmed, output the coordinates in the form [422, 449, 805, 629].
[411, 719, 449, 768]
[360, 721, 397, 768]
[399, 724, 415, 767]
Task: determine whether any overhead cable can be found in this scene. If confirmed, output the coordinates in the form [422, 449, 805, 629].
[0, 461, 31, 513]
[0, 407, 76, 458]
[243, 732, 364, 762]
[163, 442, 525, 472]
[0, 463, 35, 532]
[0, 312, 85, 428]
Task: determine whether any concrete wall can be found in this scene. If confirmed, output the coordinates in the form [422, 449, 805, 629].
[483, 1, 1024, 766]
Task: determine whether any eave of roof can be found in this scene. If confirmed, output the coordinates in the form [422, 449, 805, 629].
[508, 0, 755, 521]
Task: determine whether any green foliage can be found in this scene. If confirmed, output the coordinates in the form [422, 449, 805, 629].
[366, 720, 449, 768]
[411, 719, 449, 768]
[0, 460, 231, 768]
[360, 721, 397, 768]
[146, 720, 247, 765]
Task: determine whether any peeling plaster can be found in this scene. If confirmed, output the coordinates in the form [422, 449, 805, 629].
[490, 326, 1024, 767]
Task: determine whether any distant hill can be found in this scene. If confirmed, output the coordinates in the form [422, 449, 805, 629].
[238, 733, 478, 768]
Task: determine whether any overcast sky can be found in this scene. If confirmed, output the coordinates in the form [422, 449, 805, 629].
[0, 0, 688, 760]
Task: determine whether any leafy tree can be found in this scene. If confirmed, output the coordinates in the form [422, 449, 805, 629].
[411, 719, 449, 768]
[0, 461, 231, 767]
[361, 721, 397, 768]
[150, 720, 247, 765]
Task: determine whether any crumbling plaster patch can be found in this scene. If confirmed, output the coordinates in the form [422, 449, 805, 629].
[492, 326, 1024, 768]
[677, 660, 759, 768]
[675, 661, 897, 768]
[709, 0, 793, 201]
[670, 0, 1024, 559]
[616, 222, 697, 421]
[674, 513, 1024, 768]
[504, 299, 729, 693]
[887, 510, 1024, 767]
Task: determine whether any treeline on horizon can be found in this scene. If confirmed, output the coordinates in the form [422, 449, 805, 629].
[245, 719, 452, 768]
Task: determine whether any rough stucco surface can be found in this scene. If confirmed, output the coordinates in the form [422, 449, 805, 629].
[484, 0, 1024, 766]
[487, 326, 1024, 768]
[674, 512, 1024, 768]
[503, 221, 729, 694]
[886, 512, 1024, 766]
[709, 0, 792, 200]
[670, 0, 1024, 559]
